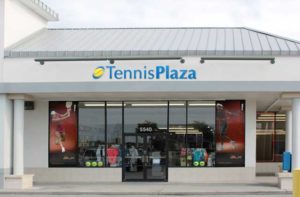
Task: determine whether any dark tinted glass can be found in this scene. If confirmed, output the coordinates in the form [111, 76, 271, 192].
[106, 102, 123, 167]
[187, 101, 216, 167]
[124, 101, 168, 134]
[168, 101, 186, 167]
[256, 113, 275, 162]
[78, 102, 105, 167]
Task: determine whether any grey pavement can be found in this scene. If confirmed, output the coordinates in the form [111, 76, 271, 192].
[0, 176, 292, 196]
[0, 195, 292, 197]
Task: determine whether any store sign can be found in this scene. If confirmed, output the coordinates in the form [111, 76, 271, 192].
[92, 65, 197, 80]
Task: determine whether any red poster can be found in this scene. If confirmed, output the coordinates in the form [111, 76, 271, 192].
[49, 101, 78, 166]
[215, 100, 245, 167]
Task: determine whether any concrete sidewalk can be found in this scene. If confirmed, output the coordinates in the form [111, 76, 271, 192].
[0, 176, 292, 196]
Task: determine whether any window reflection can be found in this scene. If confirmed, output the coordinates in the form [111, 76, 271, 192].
[168, 101, 186, 167]
[256, 112, 286, 162]
[49, 100, 246, 168]
[78, 102, 105, 167]
[106, 102, 123, 167]
[187, 101, 216, 167]
[124, 101, 168, 134]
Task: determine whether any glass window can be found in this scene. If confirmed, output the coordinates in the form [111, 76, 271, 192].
[256, 112, 286, 162]
[78, 102, 105, 167]
[168, 101, 186, 167]
[124, 101, 168, 134]
[187, 101, 216, 167]
[106, 102, 123, 167]
[49, 100, 248, 168]
[274, 114, 286, 162]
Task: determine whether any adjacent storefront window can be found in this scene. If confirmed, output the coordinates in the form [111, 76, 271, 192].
[256, 112, 286, 162]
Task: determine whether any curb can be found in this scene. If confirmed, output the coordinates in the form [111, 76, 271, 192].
[0, 191, 293, 196]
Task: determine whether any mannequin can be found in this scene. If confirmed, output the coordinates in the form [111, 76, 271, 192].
[129, 145, 139, 171]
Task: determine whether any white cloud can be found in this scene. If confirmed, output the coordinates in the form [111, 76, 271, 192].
[43, 0, 300, 40]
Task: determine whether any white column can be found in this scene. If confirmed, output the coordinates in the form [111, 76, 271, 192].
[13, 99, 24, 175]
[0, 95, 13, 188]
[0, 0, 5, 188]
[245, 99, 256, 168]
[285, 110, 292, 153]
[0, 96, 4, 188]
[0, 0, 4, 82]
[292, 98, 300, 170]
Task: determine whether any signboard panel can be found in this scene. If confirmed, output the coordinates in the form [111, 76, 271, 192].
[215, 100, 245, 167]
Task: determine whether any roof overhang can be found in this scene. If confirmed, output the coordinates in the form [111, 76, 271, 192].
[17, 0, 59, 21]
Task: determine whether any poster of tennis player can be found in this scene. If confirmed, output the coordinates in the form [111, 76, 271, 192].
[215, 100, 245, 167]
[49, 101, 78, 166]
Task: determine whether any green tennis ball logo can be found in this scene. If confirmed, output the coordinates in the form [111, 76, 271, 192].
[199, 161, 205, 167]
[193, 161, 199, 166]
[92, 161, 97, 167]
[85, 161, 91, 167]
[98, 161, 104, 167]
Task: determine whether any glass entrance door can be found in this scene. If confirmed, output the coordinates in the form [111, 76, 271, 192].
[123, 134, 167, 181]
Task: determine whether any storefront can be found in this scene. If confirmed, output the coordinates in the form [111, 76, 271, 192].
[48, 100, 245, 182]
[1, 0, 300, 189]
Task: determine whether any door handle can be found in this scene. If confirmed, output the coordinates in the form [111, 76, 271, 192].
[142, 155, 149, 164]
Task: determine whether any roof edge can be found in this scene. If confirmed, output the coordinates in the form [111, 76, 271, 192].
[4, 28, 47, 50]
[47, 27, 246, 30]
[17, 0, 59, 21]
[244, 27, 300, 44]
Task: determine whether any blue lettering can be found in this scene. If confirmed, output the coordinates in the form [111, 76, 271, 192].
[96, 65, 197, 80]
[134, 70, 142, 79]
[123, 69, 132, 79]
[180, 70, 187, 79]
[156, 66, 165, 79]
[170, 69, 178, 79]
[165, 65, 170, 79]
[144, 66, 147, 79]
[107, 66, 116, 79]
[114, 69, 123, 79]
[188, 70, 197, 79]
[148, 70, 155, 79]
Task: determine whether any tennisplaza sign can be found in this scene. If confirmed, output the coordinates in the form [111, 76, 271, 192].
[92, 65, 197, 80]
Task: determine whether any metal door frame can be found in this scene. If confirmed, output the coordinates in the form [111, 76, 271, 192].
[122, 133, 168, 182]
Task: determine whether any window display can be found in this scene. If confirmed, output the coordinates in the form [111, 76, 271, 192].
[49, 100, 246, 168]
[49, 101, 78, 167]
[106, 102, 123, 167]
[168, 101, 186, 167]
[215, 100, 245, 167]
[187, 101, 216, 167]
[78, 102, 105, 167]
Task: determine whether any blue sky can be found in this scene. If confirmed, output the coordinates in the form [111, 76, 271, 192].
[43, 0, 300, 41]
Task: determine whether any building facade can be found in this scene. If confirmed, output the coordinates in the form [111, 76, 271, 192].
[0, 0, 300, 188]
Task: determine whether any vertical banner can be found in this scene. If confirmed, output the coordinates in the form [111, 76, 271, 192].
[215, 100, 245, 167]
[49, 101, 78, 166]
